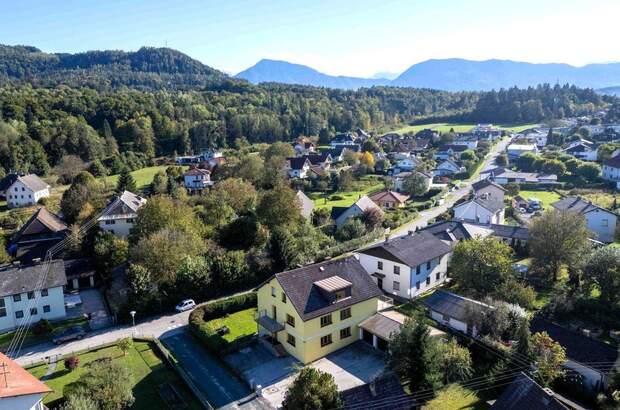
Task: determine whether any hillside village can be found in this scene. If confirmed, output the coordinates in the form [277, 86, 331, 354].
[1, 110, 620, 410]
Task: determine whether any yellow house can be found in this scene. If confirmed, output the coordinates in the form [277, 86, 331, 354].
[256, 256, 383, 364]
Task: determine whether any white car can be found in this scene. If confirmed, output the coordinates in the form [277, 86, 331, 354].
[175, 299, 196, 312]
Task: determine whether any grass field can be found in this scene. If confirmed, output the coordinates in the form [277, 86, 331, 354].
[390, 122, 539, 135]
[28, 340, 202, 409]
[422, 384, 485, 410]
[102, 165, 186, 191]
[308, 183, 384, 211]
[517, 190, 561, 209]
[204, 308, 257, 343]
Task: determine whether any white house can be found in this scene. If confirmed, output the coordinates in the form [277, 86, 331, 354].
[286, 157, 312, 179]
[295, 190, 314, 219]
[452, 138, 479, 150]
[453, 196, 505, 224]
[423, 289, 493, 337]
[435, 144, 468, 161]
[294, 141, 316, 155]
[97, 191, 147, 237]
[3, 174, 50, 209]
[0, 351, 52, 409]
[433, 159, 464, 177]
[393, 171, 431, 194]
[331, 196, 383, 229]
[602, 155, 620, 188]
[551, 196, 618, 243]
[0, 260, 67, 333]
[488, 168, 557, 185]
[506, 144, 538, 159]
[471, 178, 506, 203]
[563, 142, 598, 161]
[183, 168, 212, 192]
[357, 231, 452, 299]
[394, 156, 421, 171]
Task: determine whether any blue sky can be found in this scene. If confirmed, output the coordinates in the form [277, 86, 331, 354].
[1, 0, 619, 77]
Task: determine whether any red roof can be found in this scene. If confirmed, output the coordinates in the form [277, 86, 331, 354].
[0, 352, 52, 399]
[184, 168, 211, 176]
[370, 190, 409, 205]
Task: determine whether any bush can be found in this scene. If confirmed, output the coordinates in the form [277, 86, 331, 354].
[64, 355, 80, 371]
[32, 319, 53, 336]
[330, 195, 344, 201]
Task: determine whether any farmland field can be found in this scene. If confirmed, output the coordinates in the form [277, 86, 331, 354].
[102, 165, 186, 191]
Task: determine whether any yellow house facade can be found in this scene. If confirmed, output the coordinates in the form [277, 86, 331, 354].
[256, 256, 383, 364]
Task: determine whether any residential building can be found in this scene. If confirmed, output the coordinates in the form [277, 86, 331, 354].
[487, 168, 557, 185]
[0, 260, 67, 332]
[551, 196, 618, 243]
[3, 174, 50, 208]
[97, 190, 147, 237]
[294, 140, 316, 155]
[295, 190, 314, 219]
[255, 256, 383, 364]
[531, 317, 619, 390]
[562, 142, 597, 161]
[330, 133, 357, 147]
[340, 373, 417, 410]
[183, 167, 212, 192]
[453, 196, 505, 224]
[393, 171, 431, 194]
[285, 157, 312, 179]
[331, 196, 384, 229]
[329, 144, 361, 162]
[303, 153, 332, 170]
[506, 144, 538, 159]
[471, 178, 506, 203]
[423, 289, 492, 336]
[602, 155, 620, 188]
[452, 137, 479, 150]
[0, 351, 52, 410]
[419, 220, 529, 251]
[9, 207, 67, 263]
[0, 174, 19, 199]
[369, 191, 409, 209]
[435, 144, 469, 161]
[490, 372, 568, 410]
[357, 231, 452, 299]
[433, 159, 464, 176]
[64, 258, 96, 290]
[394, 156, 420, 171]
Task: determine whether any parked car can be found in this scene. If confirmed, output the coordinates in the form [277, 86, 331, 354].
[52, 326, 86, 345]
[175, 299, 196, 312]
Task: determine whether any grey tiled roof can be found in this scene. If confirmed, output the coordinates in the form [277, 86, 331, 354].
[17, 174, 50, 192]
[471, 178, 506, 192]
[423, 289, 491, 322]
[420, 219, 530, 242]
[341, 373, 415, 410]
[551, 196, 615, 216]
[491, 372, 568, 410]
[358, 231, 452, 267]
[275, 256, 382, 322]
[0, 260, 67, 297]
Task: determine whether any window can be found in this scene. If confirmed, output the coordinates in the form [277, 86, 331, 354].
[281, 293, 287, 303]
[13, 294, 21, 302]
[426, 261, 431, 270]
[287, 333, 296, 347]
[30, 307, 37, 315]
[602, 219, 609, 227]
[416, 265, 421, 275]
[340, 327, 351, 339]
[416, 281, 420, 290]
[393, 266, 400, 275]
[426, 277, 431, 286]
[340, 308, 351, 320]
[334, 290, 347, 301]
[286, 314, 295, 327]
[271, 286, 276, 297]
[126, 218, 134, 223]
[377, 261, 383, 270]
[320, 334, 333, 347]
[436, 272, 441, 281]
[43, 305, 50, 313]
[105, 220, 116, 225]
[393, 281, 400, 291]
[15, 310, 23, 319]
[0, 298, 5, 318]
[27, 291, 34, 300]
[41, 289, 48, 297]
[320, 314, 332, 327]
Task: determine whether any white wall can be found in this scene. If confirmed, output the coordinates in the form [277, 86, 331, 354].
[0, 393, 46, 410]
[6, 181, 49, 208]
[603, 165, 620, 182]
[454, 202, 503, 224]
[98, 217, 135, 237]
[0, 286, 66, 333]
[584, 209, 617, 243]
[430, 310, 475, 335]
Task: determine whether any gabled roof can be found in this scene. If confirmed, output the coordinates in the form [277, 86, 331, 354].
[12, 174, 50, 192]
[358, 231, 451, 267]
[420, 219, 530, 243]
[438, 144, 468, 152]
[0, 173, 20, 192]
[491, 372, 568, 410]
[423, 289, 492, 322]
[0, 351, 52, 399]
[551, 196, 615, 217]
[530, 317, 619, 372]
[369, 190, 409, 205]
[0, 260, 67, 297]
[304, 152, 331, 164]
[295, 190, 314, 218]
[273, 256, 382, 321]
[472, 178, 506, 193]
[604, 155, 620, 169]
[99, 191, 147, 221]
[340, 373, 415, 410]
[454, 197, 504, 214]
[184, 167, 211, 177]
[287, 157, 311, 170]
[437, 159, 461, 170]
[12, 207, 67, 243]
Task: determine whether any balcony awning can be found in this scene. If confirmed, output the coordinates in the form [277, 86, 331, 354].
[256, 315, 285, 333]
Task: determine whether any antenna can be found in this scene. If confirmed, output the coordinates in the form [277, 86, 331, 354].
[0, 362, 9, 388]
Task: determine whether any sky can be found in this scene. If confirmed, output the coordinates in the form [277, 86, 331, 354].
[1, 0, 619, 77]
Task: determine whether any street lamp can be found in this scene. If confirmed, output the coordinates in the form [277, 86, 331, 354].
[130, 311, 136, 335]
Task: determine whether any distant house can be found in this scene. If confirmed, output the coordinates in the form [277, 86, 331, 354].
[471, 178, 506, 203]
[490, 372, 569, 410]
[531, 317, 619, 390]
[394, 156, 420, 172]
[393, 171, 431, 194]
[562, 142, 597, 161]
[255, 256, 383, 364]
[453, 196, 505, 224]
[0, 351, 52, 410]
[357, 231, 452, 299]
[183, 167, 212, 193]
[9, 207, 68, 263]
[452, 137, 478, 150]
[488, 168, 557, 185]
[286, 157, 312, 179]
[419, 219, 529, 250]
[369, 190, 409, 209]
[331, 133, 357, 147]
[435, 144, 469, 161]
[329, 145, 361, 162]
[331, 196, 384, 229]
[2, 174, 50, 208]
[551, 196, 618, 243]
[423, 289, 492, 337]
[602, 155, 620, 187]
[295, 190, 314, 219]
[506, 144, 538, 159]
[0, 260, 67, 332]
[294, 140, 316, 155]
[433, 159, 464, 176]
[97, 191, 147, 237]
[304, 153, 332, 170]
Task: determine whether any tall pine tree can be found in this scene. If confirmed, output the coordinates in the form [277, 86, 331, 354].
[117, 168, 137, 193]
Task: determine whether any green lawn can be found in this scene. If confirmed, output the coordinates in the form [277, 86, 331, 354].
[204, 308, 257, 343]
[422, 384, 486, 410]
[390, 122, 538, 135]
[102, 165, 187, 191]
[516, 190, 561, 209]
[308, 182, 384, 211]
[0, 316, 88, 352]
[28, 340, 202, 409]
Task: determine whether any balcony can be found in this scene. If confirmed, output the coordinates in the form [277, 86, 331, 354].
[255, 309, 284, 333]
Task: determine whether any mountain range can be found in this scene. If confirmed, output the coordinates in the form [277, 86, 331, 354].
[237, 58, 620, 92]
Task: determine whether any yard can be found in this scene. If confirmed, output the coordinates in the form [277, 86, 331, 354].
[556, 189, 616, 209]
[516, 190, 561, 209]
[0, 316, 88, 352]
[27, 340, 202, 409]
[204, 307, 257, 344]
[102, 165, 187, 191]
[308, 177, 384, 211]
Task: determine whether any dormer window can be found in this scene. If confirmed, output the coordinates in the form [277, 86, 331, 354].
[314, 275, 352, 304]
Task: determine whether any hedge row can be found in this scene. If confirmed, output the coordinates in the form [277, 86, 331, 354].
[315, 228, 384, 261]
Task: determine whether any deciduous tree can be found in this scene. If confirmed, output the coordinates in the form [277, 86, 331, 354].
[282, 367, 341, 410]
